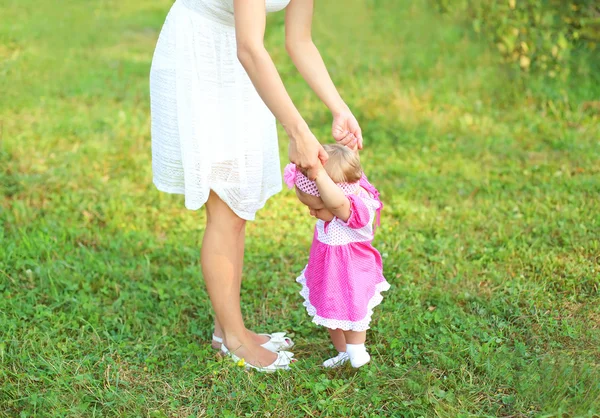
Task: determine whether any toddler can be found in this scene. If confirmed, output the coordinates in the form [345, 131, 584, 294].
[284, 144, 390, 368]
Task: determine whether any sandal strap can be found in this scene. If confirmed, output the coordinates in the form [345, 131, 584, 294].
[260, 332, 294, 352]
[221, 344, 294, 372]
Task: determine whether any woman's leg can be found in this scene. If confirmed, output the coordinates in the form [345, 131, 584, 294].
[210, 205, 270, 349]
[201, 191, 276, 366]
[211, 222, 244, 349]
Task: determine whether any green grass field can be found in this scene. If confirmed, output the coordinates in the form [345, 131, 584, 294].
[1, 0, 599, 416]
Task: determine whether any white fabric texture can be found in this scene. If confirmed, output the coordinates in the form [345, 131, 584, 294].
[150, 0, 290, 220]
[315, 193, 381, 246]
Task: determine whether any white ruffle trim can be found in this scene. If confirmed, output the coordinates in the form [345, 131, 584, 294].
[296, 269, 391, 331]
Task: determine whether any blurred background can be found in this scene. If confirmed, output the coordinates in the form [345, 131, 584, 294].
[1, 0, 599, 416]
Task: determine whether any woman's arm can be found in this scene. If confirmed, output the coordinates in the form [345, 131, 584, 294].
[233, 0, 327, 178]
[285, 0, 363, 149]
[314, 168, 351, 221]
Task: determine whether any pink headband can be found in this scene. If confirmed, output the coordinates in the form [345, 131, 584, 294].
[283, 163, 360, 196]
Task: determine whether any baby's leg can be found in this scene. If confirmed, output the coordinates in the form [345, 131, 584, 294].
[328, 328, 346, 352]
[343, 330, 370, 368]
[323, 328, 350, 368]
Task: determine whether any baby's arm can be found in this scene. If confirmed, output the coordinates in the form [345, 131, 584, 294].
[314, 167, 351, 221]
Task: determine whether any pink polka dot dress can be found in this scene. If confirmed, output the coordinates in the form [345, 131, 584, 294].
[296, 176, 391, 331]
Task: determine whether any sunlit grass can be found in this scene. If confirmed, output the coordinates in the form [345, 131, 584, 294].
[1, 0, 599, 416]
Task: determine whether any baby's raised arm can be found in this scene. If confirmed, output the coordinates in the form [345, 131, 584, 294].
[314, 168, 351, 222]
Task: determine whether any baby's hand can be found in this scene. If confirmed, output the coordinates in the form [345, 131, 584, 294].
[313, 159, 327, 180]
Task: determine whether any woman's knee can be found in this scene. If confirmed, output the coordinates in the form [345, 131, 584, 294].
[205, 191, 246, 232]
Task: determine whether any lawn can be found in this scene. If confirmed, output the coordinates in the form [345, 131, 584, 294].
[1, 0, 599, 416]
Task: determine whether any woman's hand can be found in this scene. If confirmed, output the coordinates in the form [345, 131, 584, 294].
[288, 127, 328, 180]
[332, 109, 363, 150]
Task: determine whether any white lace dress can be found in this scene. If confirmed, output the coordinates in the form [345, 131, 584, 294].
[150, 0, 290, 220]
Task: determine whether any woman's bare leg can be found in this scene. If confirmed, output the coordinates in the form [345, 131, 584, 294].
[211, 210, 270, 348]
[211, 222, 243, 348]
[202, 191, 276, 366]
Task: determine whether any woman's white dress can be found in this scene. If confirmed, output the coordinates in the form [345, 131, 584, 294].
[150, 0, 290, 220]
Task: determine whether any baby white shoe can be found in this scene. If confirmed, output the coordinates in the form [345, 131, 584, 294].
[323, 352, 350, 368]
[346, 343, 371, 368]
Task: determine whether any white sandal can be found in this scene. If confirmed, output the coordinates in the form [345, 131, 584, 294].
[220, 344, 295, 373]
[212, 333, 294, 353]
[212, 334, 224, 348]
[259, 332, 295, 352]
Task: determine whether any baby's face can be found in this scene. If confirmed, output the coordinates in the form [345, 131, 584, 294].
[296, 189, 334, 222]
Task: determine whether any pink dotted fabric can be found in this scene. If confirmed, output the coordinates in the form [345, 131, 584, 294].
[296, 189, 390, 331]
[283, 163, 359, 196]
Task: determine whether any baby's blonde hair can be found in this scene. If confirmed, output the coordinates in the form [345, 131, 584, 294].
[323, 144, 362, 183]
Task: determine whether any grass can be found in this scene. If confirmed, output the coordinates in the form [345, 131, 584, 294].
[1, 0, 599, 416]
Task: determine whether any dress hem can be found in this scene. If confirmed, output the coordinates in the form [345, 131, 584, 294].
[153, 179, 281, 221]
[296, 269, 391, 332]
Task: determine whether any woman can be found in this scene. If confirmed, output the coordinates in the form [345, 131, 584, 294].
[150, 0, 363, 371]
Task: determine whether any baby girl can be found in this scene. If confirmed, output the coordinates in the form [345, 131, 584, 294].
[285, 144, 390, 368]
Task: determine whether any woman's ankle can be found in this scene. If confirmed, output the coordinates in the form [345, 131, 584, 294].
[213, 328, 223, 339]
[222, 336, 279, 367]
[214, 328, 273, 351]
[222, 331, 253, 350]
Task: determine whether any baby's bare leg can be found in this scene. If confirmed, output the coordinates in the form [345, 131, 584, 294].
[328, 328, 346, 352]
[343, 330, 366, 344]
[323, 328, 349, 368]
